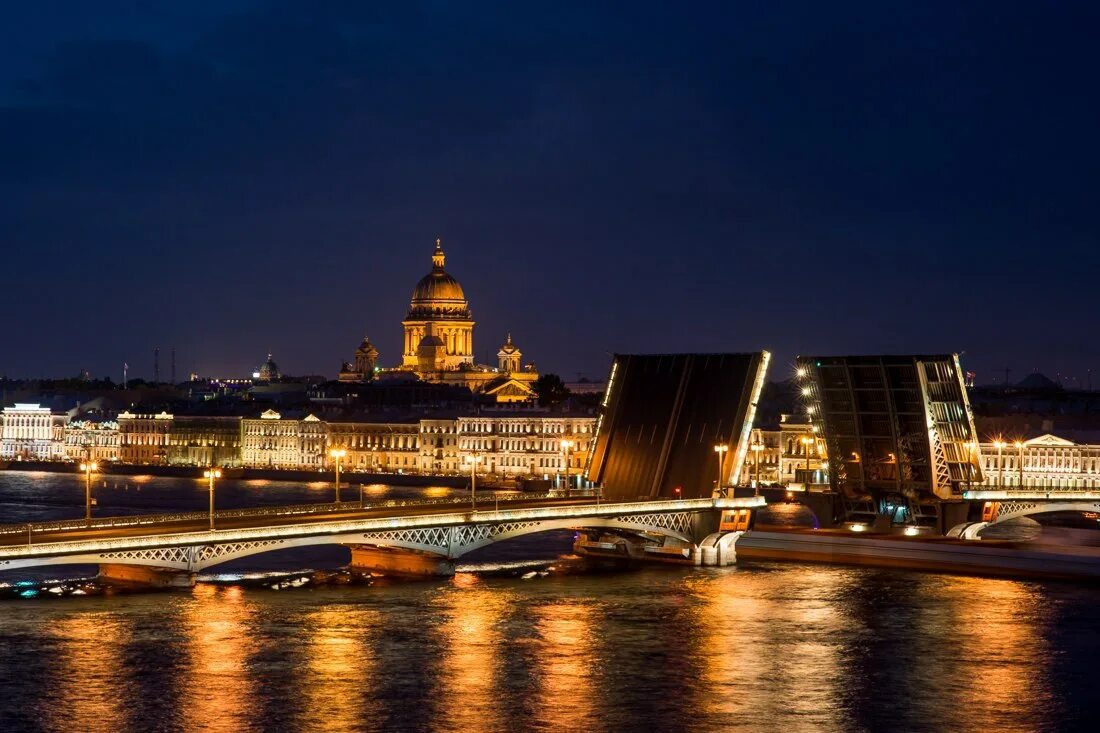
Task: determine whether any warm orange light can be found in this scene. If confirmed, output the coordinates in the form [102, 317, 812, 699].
[713, 444, 728, 453]
[329, 448, 347, 459]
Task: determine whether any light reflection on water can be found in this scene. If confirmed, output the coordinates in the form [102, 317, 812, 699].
[48, 612, 129, 733]
[0, 565, 1091, 732]
[180, 584, 258, 733]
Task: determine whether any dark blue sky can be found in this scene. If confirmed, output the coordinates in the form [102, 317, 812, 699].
[2, 1, 1097, 386]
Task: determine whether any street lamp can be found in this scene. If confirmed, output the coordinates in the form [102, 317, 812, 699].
[800, 436, 814, 482]
[1014, 440, 1024, 489]
[79, 461, 98, 525]
[749, 436, 764, 494]
[993, 440, 1006, 490]
[203, 468, 221, 530]
[713, 444, 729, 494]
[560, 439, 575, 496]
[329, 448, 347, 503]
[465, 453, 483, 510]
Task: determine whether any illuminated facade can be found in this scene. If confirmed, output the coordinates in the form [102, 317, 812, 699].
[64, 420, 120, 463]
[326, 420, 420, 471]
[117, 411, 173, 465]
[0, 404, 66, 460]
[454, 415, 595, 478]
[973, 433, 1100, 490]
[241, 411, 326, 469]
[342, 239, 539, 401]
[166, 416, 242, 467]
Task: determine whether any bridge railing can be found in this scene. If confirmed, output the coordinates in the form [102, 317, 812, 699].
[0, 488, 601, 539]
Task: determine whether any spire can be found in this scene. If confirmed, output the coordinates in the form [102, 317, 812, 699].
[432, 237, 446, 269]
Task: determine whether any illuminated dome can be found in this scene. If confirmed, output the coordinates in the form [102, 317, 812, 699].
[257, 353, 280, 381]
[408, 239, 470, 319]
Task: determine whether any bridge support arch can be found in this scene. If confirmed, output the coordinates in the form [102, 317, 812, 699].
[347, 545, 456, 578]
[98, 563, 195, 588]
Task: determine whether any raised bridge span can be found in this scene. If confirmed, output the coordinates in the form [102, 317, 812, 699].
[0, 494, 764, 586]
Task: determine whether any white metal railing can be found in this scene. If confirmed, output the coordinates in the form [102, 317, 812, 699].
[0, 489, 600, 538]
[0, 495, 766, 561]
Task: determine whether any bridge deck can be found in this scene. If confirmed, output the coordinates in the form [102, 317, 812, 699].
[0, 496, 593, 550]
[0, 496, 765, 564]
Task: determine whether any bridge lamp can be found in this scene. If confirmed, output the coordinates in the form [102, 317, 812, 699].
[465, 454, 483, 510]
[329, 448, 347, 504]
[203, 468, 222, 530]
[800, 436, 814, 474]
[713, 444, 729, 493]
[79, 462, 99, 525]
[993, 440, 1007, 490]
[1014, 441, 1025, 489]
[796, 366, 807, 379]
[560, 439, 575, 495]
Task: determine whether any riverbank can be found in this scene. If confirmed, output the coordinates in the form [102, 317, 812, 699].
[1, 460, 474, 488]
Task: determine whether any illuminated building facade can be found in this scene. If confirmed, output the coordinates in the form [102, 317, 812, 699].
[455, 415, 595, 478]
[326, 420, 421, 471]
[166, 416, 242, 467]
[798, 354, 983, 526]
[64, 420, 120, 463]
[973, 433, 1100, 491]
[117, 411, 173, 465]
[242, 410, 308, 468]
[340, 239, 539, 402]
[0, 403, 67, 460]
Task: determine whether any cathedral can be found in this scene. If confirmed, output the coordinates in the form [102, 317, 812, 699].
[339, 239, 538, 402]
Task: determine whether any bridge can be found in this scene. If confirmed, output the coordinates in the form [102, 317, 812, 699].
[949, 489, 1100, 539]
[0, 493, 765, 586]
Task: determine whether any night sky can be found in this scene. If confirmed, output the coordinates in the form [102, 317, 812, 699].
[2, 2, 1097, 386]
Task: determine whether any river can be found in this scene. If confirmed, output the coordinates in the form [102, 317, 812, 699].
[0, 471, 1096, 732]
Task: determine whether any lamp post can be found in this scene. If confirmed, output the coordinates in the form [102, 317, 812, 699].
[993, 440, 1006, 490]
[713, 444, 729, 495]
[750, 437, 764, 495]
[329, 447, 346, 503]
[79, 461, 98, 525]
[203, 468, 221, 530]
[465, 453, 483, 510]
[800, 436, 814, 483]
[1014, 440, 1024, 489]
[560, 439, 575, 496]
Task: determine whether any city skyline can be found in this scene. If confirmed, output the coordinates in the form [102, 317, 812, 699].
[3, 3, 1098, 384]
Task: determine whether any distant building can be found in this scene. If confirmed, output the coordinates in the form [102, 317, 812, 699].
[117, 411, 173, 465]
[339, 239, 539, 402]
[338, 336, 380, 383]
[973, 433, 1100, 491]
[326, 419, 421, 472]
[455, 414, 595, 478]
[166, 416, 242, 467]
[242, 409, 305, 469]
[0, 403, 66, 460]
[64, 419, 120, 463]
[256, 354, 280, 381]
[778, 414, 827, 485]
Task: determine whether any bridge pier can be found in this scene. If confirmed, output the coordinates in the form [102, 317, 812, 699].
[346, 545, 456, 578]
[98, 563, 195, 588]
[573, 531, 695, 564]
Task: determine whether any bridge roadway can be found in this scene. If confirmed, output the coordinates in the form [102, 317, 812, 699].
[0, 493, 765, 583]
[0, 495, 596, 549]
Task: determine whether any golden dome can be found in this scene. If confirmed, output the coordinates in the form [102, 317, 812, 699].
[408, 239, 470, 319]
